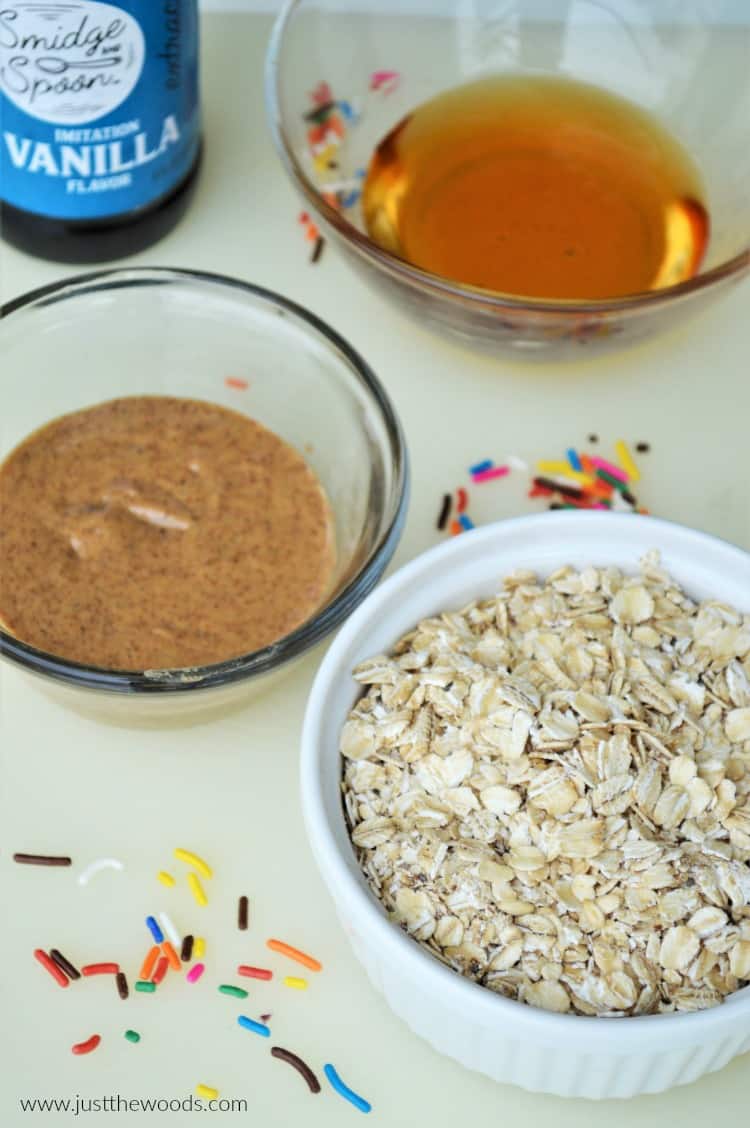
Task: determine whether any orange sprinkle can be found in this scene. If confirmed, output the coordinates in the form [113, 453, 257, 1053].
[587, 480, 613, 499]
[266, 939, 322, 973]
[304, 223, 319, 242]
[449, 519, 462, 536]
[224, 377, 248, 390]
[139, 946, 160, 981]
[161, 941, 181, 971]
[580, 454, 595, 476]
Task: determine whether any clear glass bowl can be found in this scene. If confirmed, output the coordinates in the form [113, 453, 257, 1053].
[0, 268, 409, 723]
[266, 0, 750, 358]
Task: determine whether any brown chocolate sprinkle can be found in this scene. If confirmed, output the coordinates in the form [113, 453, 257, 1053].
[436, 493, 452, 531]
[49, 949, 80, 981]
[271, 1046, 321, 1094]
[534, 476, 583, 500]
[311, 236, 325, 264]
[588, 434, 599, 444]
[622, 488, 638, 506]
[238, 896, 249, 932]
[13, 853, 72, 866]
[636, 442, 651, 453]
[180, 935, 194, 963]
[116, 972, 129, 1000]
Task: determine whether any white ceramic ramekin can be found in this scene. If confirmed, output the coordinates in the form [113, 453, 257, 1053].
[301, 512, 750, 1099]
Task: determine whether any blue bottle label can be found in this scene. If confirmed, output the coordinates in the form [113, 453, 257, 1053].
[0, 1, 200, 220]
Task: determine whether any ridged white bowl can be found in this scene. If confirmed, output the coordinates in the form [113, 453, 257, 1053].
[301, 513, 750, 1099]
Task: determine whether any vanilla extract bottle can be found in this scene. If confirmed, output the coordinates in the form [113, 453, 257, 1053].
[0, 1, 202, 263]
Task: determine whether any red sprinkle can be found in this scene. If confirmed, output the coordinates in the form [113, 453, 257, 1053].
[225, 377, 248, 391]
[35, 949, 69, 988]
[152, 957, 169, 985]
[81, 963, 119, 977]
[298, 211, 310, 224]
[456, 488, 468, 515]
[72, 1034, 101, 1056]
[237, 965, 273, 981]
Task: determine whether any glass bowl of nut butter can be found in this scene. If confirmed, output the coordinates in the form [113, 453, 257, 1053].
[0, 269, 409, 724]
[266, 0, 750, 357]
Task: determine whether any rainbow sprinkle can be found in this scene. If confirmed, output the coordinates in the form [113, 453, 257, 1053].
[444, 439, 650, 537]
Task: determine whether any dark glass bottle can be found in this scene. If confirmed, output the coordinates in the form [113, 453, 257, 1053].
[0, 1, 202, 263]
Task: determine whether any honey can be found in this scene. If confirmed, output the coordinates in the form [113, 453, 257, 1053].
[362, 75, 709, 301]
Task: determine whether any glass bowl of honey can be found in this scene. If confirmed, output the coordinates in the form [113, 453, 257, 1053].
[266, 0, 750, 357]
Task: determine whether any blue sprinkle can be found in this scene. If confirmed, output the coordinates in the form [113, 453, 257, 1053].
[338, 189, 361, 209]
[324, 1064, 371, 1114]
[354, 167, 367, 180]
[458, 514, 474, 531]
[237, 1015, 270, 1038]
[336, 100, 356, 121]
[567, 448, 583, 472]
[145, 916, 164, 944]
[469, 459, 493, 476]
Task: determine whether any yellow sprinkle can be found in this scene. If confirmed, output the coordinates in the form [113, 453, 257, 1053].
[194, 937, 206, 959]
[157, 871, 175, 888]
[187, 871, 208, 907]
[536, 462, 596, 487]
[195, 1085, 219, 1101]
[283, 976, 308, 990]
[174, 848, 212, 880]
[536, 460, 570, 475]
[615, 440, 640, 483]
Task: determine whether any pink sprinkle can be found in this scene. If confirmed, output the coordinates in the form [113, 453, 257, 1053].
[590, 502, 609, 510]
[590, 457, 628, 483]
[472, 465, 510, 484]
[370, 70, 400, 94]
[225, 377, 248, 391]
[186, 963, 205, 984]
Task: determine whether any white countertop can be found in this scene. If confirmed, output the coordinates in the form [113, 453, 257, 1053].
[1, 11, 749, 1127]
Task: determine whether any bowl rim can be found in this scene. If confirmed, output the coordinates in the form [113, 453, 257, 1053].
[266, 0, 750, 315]
[0, 266, 410, 695]
[301, 511, 750, 1044]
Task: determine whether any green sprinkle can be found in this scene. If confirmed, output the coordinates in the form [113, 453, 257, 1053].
[135, 980, 156, 993]
[218, 984, 249, 999]
[124, 1030, 141, 1043]
[596, 468, 628, 494]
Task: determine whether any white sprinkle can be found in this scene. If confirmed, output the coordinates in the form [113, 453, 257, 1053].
[317, 177, 362, 194]
[506, 454, 529, 472]
[77, 858, 125, 887]
[550, 474, 585, 491]
[611, 489, 634, 512]
[158, 911, 181, 948]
